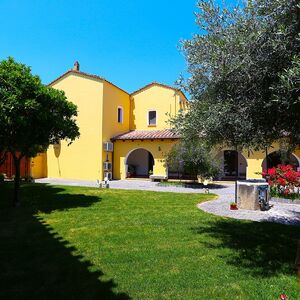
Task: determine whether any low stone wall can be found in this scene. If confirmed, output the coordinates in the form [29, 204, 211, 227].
[271, 197, 300, 205]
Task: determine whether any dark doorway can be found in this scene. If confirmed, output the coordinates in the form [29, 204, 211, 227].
[126, 149, 154, 178]
[224, 150, 238, 177]
[262, 151, 299, 170]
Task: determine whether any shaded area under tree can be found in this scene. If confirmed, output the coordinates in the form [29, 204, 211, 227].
[0, 183, 130, 299]
[192, 219, 300, 278]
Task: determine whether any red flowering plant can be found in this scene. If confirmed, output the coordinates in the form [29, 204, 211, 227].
[261, 165, 300, 199]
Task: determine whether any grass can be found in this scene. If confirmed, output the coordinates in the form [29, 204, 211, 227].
[0, 183, 300, 299]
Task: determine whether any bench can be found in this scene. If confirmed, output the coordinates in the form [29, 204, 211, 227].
[149, 175, 168, 182]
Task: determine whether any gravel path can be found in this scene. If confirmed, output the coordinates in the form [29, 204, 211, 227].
[198, 185, 300, 226]
[35, 178, 300, 226]
[35, 178, 227, 194]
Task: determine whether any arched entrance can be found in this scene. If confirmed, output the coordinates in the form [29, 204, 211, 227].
[125, 148, 154, 178]
[262, 151, 300, 170]
[216, 150, 247, 180]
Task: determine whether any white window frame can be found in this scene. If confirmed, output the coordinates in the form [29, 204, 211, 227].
[117, 106, 123, 124]
[147, 109, 157, 126]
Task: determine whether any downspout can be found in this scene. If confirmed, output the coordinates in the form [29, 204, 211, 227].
[111, 141, 114, 180]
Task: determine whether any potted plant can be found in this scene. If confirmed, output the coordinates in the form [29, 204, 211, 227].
[230, 202, 238, 210]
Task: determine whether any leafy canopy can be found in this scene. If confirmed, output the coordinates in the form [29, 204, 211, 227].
[0, 57, 79, 159]
[0, 57, 79, 205]
[173, 0, 300, 150]
[165, 139, 221, 179]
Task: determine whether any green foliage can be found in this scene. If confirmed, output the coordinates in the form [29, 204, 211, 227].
[0, 57, 80, 205]
[0, 57, 79, 157]
[174, 0, 300, 150]
[165, 140, 221, 178]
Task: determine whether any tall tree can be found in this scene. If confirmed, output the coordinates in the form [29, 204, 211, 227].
[171, 0, 299, 201]
[175, 0, 300, 150]
[0, 57, 80, 206]
[165, 139, 221, 180]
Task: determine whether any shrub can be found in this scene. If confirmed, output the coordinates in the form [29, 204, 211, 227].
[262, 165, 300, 198]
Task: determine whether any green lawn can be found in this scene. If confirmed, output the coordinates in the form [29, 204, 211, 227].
[0, 183, 300, 299]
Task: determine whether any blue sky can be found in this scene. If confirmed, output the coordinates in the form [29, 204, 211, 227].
[0, 0, 234, 93]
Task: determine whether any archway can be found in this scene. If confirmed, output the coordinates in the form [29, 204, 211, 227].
[262, 151, 300, 170]
[216, 150, 248, 180]
[125, 148, 154, 178]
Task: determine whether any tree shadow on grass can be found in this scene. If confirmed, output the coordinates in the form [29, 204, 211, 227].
[266, 209, 300, 226]
[0, 183, 131, 299]
[192, 219, 300, 278]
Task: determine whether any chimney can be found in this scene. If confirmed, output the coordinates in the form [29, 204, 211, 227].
[73, 61, 80, 71]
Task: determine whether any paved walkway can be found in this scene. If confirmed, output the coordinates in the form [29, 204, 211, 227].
[35, 178, 300, 226]
[35, 178, 230, 194]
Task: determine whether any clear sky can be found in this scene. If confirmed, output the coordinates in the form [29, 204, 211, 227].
[0, 0, 234, 93]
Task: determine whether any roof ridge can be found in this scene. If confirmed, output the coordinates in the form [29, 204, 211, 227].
[130, 82, 187, 100]
[48, 69, 129, 95]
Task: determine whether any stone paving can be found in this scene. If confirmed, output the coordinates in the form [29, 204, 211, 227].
[35, 178, 228, 194]
[35, 178, 300, 226]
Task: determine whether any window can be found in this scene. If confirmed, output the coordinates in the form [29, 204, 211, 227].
[117, 107, 123, 123]
[148, 110, 156, 126]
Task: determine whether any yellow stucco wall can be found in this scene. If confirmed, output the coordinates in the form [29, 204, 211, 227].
[47, 73, 104, 180]
[130, 85, 184, 130]
[113, 139, 176, 179]
[34, 69, 300, 182]
[241, 143, 300, 179]
[242, 150, 264, 179]
[102, 82, 130, 176]
[30, 153, 47, 178]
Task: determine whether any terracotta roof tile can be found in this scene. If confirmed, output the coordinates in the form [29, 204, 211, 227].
[111, 129, 180, 141]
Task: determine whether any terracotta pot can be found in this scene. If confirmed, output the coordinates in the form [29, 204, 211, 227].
[230, 204, 238, 210]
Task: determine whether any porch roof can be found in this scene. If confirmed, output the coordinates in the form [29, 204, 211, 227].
[111, 129, 180, 141]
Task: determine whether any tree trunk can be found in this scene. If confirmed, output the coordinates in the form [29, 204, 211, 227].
[265, 146, 269, 175]
[235, 146, 238, 204]
[12, 154, 21, 207]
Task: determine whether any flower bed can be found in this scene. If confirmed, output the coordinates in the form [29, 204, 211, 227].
[262, 165, 300, 199]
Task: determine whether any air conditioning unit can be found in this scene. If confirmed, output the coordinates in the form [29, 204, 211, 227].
[104, 162, 112, 171]
[104, 171, 112, 180]
[103, 142, 113, 152]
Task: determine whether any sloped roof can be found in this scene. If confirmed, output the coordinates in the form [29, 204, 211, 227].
[48, 69, 187, 100]
[48, 70, 129, 95]
[111, 129, 180, 141]
[130, 82, 188, 100]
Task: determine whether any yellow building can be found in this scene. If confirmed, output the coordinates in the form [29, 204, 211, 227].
[31, 62, 187, 181]
[30, 62, 300, 181]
